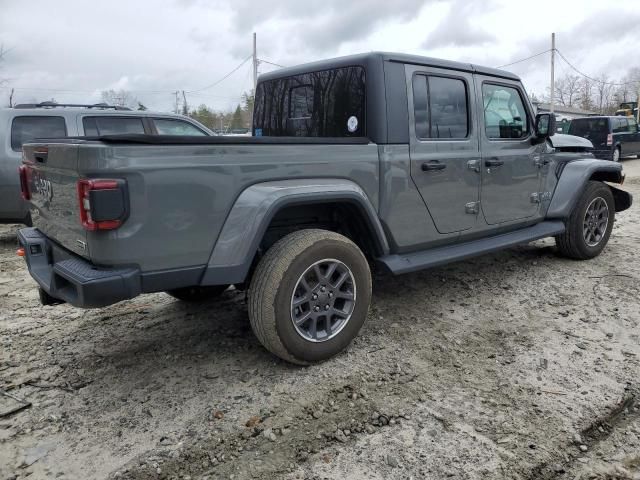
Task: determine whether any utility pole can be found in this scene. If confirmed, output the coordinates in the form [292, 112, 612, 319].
[251, 32, 258, 132]
[549, 32, 555, 115]
[173, 91, 179, 114]
[9, 88, 14, 108]
[637, 83, 640, 123]
[252, 32, 258, 93]
[182, 90, 188, 115]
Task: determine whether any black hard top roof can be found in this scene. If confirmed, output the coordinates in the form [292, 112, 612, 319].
[258, 51, 519, 83]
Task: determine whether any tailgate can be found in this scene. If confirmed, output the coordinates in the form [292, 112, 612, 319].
[22, 142, 88, 258]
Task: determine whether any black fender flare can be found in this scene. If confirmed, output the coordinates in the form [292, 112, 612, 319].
[201, 179, 389, 286]
[546, 159, 632, 218]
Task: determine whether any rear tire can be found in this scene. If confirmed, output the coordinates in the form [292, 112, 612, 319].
[555, 181, 615, 260]
[248, 229, 371, 365]
[612, 147, 620, 162]
[166, 285, 229, 302]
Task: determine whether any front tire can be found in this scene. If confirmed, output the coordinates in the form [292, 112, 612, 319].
[555, 181, 615, 260]
[248, 229, 372, 365]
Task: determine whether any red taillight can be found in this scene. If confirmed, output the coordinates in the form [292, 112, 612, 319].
[606, 134, 613, 146]
[19, 165, 31, 200]
[77, 179, 124, 231]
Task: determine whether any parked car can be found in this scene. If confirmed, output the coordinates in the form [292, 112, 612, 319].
[0, 102, 212, 225]
[567, 116, 640, 162]
[17, 52, 632, 365]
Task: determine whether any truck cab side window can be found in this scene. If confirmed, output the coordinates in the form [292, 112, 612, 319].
[412, 76, 429, 139]
[11, 116, 67, 151]
[482, 84, 529, 139]
[412, 75, 469, 139]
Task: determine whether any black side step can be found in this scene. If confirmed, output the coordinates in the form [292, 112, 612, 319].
[377, 221, 565, 275]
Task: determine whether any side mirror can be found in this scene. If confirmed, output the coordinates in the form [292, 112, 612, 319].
[534, 113, 556, 139]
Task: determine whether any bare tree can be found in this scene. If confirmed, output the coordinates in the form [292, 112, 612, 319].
[100, 89, 138, 108]
[555, 74, 581, 107]
[577, 78, 594, 111]
[593, 74, 613, 114]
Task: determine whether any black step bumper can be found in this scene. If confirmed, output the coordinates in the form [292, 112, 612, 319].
[18, 228, 141, 308]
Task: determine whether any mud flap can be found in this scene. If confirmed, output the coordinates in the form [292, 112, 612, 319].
[609, 185, 633, 213]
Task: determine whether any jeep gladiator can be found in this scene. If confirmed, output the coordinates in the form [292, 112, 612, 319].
[17, 52, 632, 364]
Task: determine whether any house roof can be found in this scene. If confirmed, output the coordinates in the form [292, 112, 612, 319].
[533, 102, 596, 116]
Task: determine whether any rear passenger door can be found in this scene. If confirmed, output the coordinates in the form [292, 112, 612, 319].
[476, 78, 542, 225]
[80, 116, 149, 135]
[406, 65, 481, 234]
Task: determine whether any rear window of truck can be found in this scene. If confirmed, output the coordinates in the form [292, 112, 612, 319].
[11, 116, 67, 151]
[253, 66, 366, 137]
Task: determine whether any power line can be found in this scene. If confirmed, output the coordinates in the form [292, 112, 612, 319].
[495, 50, 550, 69]
[186, 55, 253, 93]
[258, 58, 286, 69]
[555, 49, 639, 87]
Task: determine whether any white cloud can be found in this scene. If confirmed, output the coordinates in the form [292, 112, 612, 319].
[0, 0, 638, 111]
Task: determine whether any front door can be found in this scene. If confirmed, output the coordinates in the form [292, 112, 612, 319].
[406, 65, 481, 234]
[476, 79, 542, 225]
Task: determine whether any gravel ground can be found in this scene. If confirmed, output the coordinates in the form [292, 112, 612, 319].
[1, 159, 639, 480]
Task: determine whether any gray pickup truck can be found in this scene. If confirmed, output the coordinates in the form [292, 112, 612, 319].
[18, 52, 632, 364]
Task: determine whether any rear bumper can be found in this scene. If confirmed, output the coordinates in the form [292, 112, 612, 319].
[18, 227, 141, 308]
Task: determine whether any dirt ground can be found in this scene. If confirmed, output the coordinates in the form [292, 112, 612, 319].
[1, 159, 640, 480]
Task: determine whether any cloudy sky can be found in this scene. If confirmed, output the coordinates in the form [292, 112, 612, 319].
[1, 0, 639, 112]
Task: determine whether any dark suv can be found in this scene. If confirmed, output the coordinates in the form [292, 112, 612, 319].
[567, 116, 640, 162]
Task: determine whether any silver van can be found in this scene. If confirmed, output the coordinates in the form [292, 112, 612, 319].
[0, 102, 212, 224]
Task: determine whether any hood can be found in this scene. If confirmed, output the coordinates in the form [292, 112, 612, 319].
[549, 133, 594, 150]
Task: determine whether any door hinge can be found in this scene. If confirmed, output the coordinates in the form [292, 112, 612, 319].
[534, 155, 550, 167]
[465, 201, 480, 214]
[467, 159, 481, 173]
[530, 192, 551, 203]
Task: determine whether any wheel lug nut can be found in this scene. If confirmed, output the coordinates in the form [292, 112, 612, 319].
[314, 306, 320, 312]
[312, 294, 318, 300]
[328, 292, 333, 298]
[320, 286, 326, 292]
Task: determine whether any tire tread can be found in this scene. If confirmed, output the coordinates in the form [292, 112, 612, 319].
[555, 181, 614, 260]
[249, 229, 365, 365]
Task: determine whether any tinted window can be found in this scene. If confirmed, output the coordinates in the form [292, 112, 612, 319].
[83, 117, 145, 136]
[412, 76, 429, 138]
[568, 118, 610, 136]
[628, 116, 638, 133]
[413, 75, 469, 139]
[253, 66, 365, 137]
[154, 118, 206, 136]
[483, 84, 528, 139]
[289, 85, 313, 119]
[612, 118, 628, 133]
[11, 116, 67, 151]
